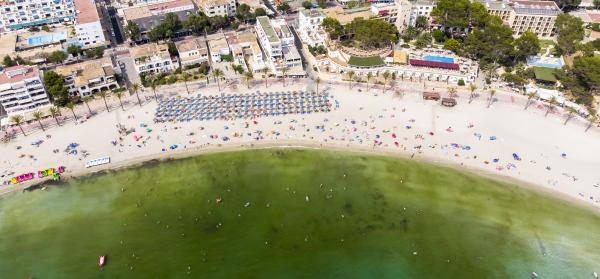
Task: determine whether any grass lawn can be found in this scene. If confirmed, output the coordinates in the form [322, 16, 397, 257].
[348, 56, 385, 67]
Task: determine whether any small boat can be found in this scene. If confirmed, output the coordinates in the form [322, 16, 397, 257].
[98, 255, 106, 268]
[594, 271, 598, 279]
[531, 271, 538, 278]
[216, 196, 223, 204]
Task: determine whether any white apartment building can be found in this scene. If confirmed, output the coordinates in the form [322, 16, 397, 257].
[130, 43, 176, 75]
[195, 0, 236, 17]
[207, 33, 230, 63]
[480, 0, 561, 38]
[225, 31, 265, 73]
[370, 3, 399, 24]
[0, 65, 50, 115]
[55, 57, 118, 97]
[0, 0, 75, 31]
[175, 37, 209, 66]
[73, 0, 106, 47]
[255, 16, 301, 75]
[297, 8, 326, 47]
[408, 0, 434, 27]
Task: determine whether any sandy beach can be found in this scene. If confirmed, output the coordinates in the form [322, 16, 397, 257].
[2, 78, 600, 210]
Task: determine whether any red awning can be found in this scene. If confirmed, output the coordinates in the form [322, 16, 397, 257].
[409, 59, 460, 70]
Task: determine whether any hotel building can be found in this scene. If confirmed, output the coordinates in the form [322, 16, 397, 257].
[0, 0, 75, 31]
[0, 65, 50, 115]
[480, 0, 561, 38]
[195, 0, 236, 17]
[73, 0, 107, 47]
[130, 43, 176, 75]
[55, 57, 118, 97]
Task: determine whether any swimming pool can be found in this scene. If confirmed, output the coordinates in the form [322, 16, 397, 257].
[423, 55, 454, 64]
[27, 32, 67, 46]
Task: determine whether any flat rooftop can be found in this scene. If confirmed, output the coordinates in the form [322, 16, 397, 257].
[74, 0, 100, 24]
[323, 6, 374, 25]
[300, 8, 326, 18]
[175, 37, 208, 53]
[55, 57, 114, 87]
[130, 43, 171, 60]
[257, 16, 279, 43]
[0, 65, 40, 85]
[512, 0, 561, 15]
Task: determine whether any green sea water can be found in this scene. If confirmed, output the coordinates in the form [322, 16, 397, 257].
[1, 149, 600, 279]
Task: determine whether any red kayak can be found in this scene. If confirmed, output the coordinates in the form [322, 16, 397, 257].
[98, 255, 106, 268]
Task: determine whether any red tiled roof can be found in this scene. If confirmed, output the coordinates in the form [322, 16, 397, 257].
[409, 59, 460, 70]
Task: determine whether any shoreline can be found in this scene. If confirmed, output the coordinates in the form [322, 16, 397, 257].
[5, 140, 600, 215]
[2, 81, 600, 214]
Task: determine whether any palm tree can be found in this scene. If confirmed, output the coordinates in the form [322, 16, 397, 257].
[213, 69, 224, 91]
[487, 89, 496, 108]
[586, 109, 597, 132]
[468, 83, 477, 103]
[131, 83, 142, 107]
[49, 106, 61, 126]
[97, 90, 110, 112]
[243, 71, 254, 89]
[545, 96, 557, 117]
[10, 115, 25, 136]
[114, 90, 125, 111]
[366, 72, 373, 92]
[524, 91, 537, 110]
[32, 111, 45, 132]
[150, 81, 158, 101]
[382, 71, 390, 93]
[315, 76, 321, 94]
[448, 86, 457, 98]
[82, 95, 94, 115]
[182, 73, 191, 94]
[260, 67, 270, 88]
[564, 107, 578, 125]
[347, 71, 355, 89]
[281, 67, 289, 86]
[66, 102, 77, 121]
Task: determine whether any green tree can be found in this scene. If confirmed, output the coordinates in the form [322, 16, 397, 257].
[236, 4, 252, 23]
[315, 76, 321, 94]
[564, 107, 578, 125]
[415, 16, 429, 30]
[47, 51, 67, 64]
[125, 21, 141, 41]
[97, 90, 110, 112]
[513, 31, 540, 61]
[281, 67, 289, 86]
[555, 13, 584, 55]
[347, 71, 355, 89]
[66, 102, 77, 121]
[382, 71, 391, 93]
[2, 55, 15, 67]
[67, 44, 82, 57]
[164, 13, 182, 37]
[366, 72, 373, 92]
[586, 108, 597, 132]
[414, 32, 432, 49]
[49, 106, 61, 126]
[151, 81, 159, 101]
[131, 83, 142, 107]
[302, 1, 313, 9]
[277, 2, 291, 13]
[243, 71, 254, 89]
[431, 29, 446, 43]
[254, 8, 267, 17]
[321, 17, 343, 40]
[182, 73, 191, 94]
[487, 89, 496, 108]
[317, 0, 326, 8]
[113, 90, 125, 111]
[431, 0, 489, 36]
[524, 91, 537, 110]
[213, 68, 224, 91]
[468, 83, 477, 103]
[464, 20, 514, 65]
[82, 95, 94, 115]
[43, 71, 70, 106]
[345, 18, 398, 49]
[594, 0, 600, 9]
[401, 26, 420, 42]
[10, 115, 25, 136]
[545, 96, 557, 117]
[32, 111, 45, 132]
[260, 67, 270, 88]
[552, 0, 581, 10]
[184, 14, 209, 35]
[443, 38, 461, 54]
